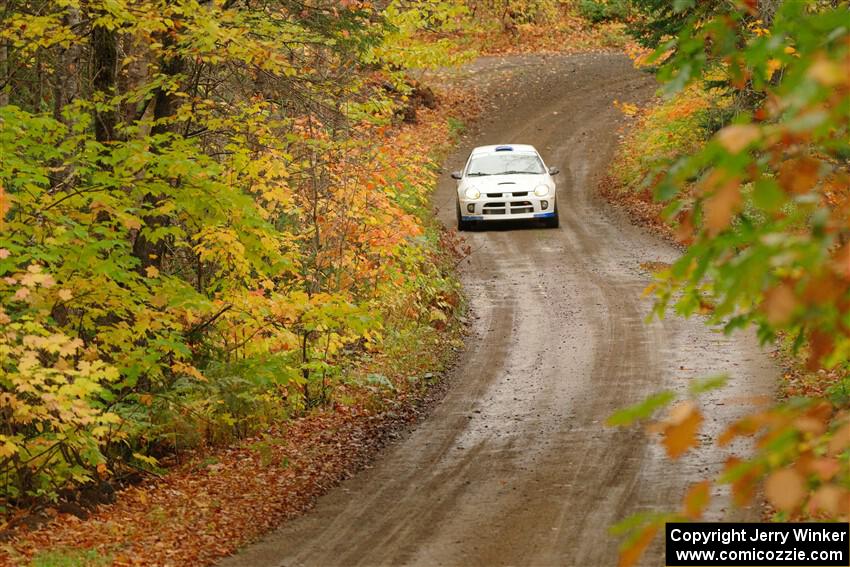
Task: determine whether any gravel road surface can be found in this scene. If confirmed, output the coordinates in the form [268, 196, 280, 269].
[220, 52, 776, 567]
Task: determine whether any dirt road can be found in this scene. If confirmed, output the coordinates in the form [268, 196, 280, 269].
[220, 53, 776, 567]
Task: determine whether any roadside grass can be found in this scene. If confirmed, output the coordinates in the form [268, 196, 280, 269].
[612, 84, 718, 190]
[601, 83, 728, 238]
[425, 4, 634, 59]
[28, 549, 112, 567]
[447, 116, 466, 140]
[776, 334, 850, 404]
[476, 20, 631, 54]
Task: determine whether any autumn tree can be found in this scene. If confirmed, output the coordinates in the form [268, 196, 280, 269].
[0, 0, 467, 512]
[613, 1, 850, 563]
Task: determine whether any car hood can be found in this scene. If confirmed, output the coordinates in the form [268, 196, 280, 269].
[461, 174, 549, 192]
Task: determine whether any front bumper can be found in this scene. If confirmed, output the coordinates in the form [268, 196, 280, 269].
[459, 195, 555, 221]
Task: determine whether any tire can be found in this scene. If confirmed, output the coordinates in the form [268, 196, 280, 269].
[545, 202, 560, 228]
[457, 202, 472, 231]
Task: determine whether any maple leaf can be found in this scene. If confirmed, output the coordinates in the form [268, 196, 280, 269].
[618, 524, 658, 567]
[778, 156, 820, 194]
[682, 480, 711, 519]
[715, 124, 760, 154]
[0, 182, 8, 221]
[807, 458, 840, 481]
[661, 401, 703, 459]
[765, 468, 805, 512]
[807, 485, 849, 517]
[806, 329, 834, 370]
[761, 283, 797, 325]
[827, 422, 850, 455]
[807, 56, 845, 86]
[703, 176, 741, 236]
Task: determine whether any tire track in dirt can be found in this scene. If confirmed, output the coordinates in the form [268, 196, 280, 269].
[219, 52, 776, 567]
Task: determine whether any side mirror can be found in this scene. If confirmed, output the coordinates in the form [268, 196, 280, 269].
[451, 171, 463, 180]
[548, 166, 560, 176]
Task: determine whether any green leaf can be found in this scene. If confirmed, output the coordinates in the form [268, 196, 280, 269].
[607, 391, 676, 426]
[688, 374, 728, 396]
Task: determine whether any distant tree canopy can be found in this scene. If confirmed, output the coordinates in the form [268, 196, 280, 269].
[627, 0, 725, 48]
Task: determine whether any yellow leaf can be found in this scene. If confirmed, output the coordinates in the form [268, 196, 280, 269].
[0, 437, 18, 459]
[145, 266, 160, 278]
[765, 58, 782, 79]
[171, 361, 206, 382]
[615, 100, 639, 116]
[807, 57, 845, 86]
[0, 183, 9, 222]
[122, 215, 142, 230]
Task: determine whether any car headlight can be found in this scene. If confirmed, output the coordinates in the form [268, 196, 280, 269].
[464, 187, 481, 199]
[534, 185, 550, 197]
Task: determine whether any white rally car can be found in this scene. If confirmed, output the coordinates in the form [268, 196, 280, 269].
[452, 144, 560, 231]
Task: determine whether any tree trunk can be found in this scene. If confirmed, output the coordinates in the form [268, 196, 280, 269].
[131, 48, 186, 271]
[54, 9, 81, 122]
[0, 43, 8, 106]
[91, 24, 117, 142]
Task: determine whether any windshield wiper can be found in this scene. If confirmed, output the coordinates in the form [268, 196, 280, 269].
[466, 172, 490, 176]
[500, 170, 538, 175]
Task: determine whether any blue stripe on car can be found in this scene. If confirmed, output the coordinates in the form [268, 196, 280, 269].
[534, 212, 556, 218]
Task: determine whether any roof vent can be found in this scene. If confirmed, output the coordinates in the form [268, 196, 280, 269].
[494, 145, 513, 151]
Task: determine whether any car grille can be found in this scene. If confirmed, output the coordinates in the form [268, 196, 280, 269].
[483, 202, 506, 215]
[486, 191, 529, 198]
[482, 201, 534, 215]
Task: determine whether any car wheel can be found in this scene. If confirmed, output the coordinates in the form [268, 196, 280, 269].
[546, 202, 560, 228]
[457, 202, 471, 231]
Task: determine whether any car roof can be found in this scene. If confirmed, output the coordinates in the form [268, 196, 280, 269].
[470, 144, 538, 155]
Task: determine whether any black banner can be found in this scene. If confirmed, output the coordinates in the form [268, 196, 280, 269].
[666, 522, 849, 566]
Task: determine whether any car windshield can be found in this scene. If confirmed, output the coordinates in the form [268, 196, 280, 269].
[466, 152, 545, 176]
